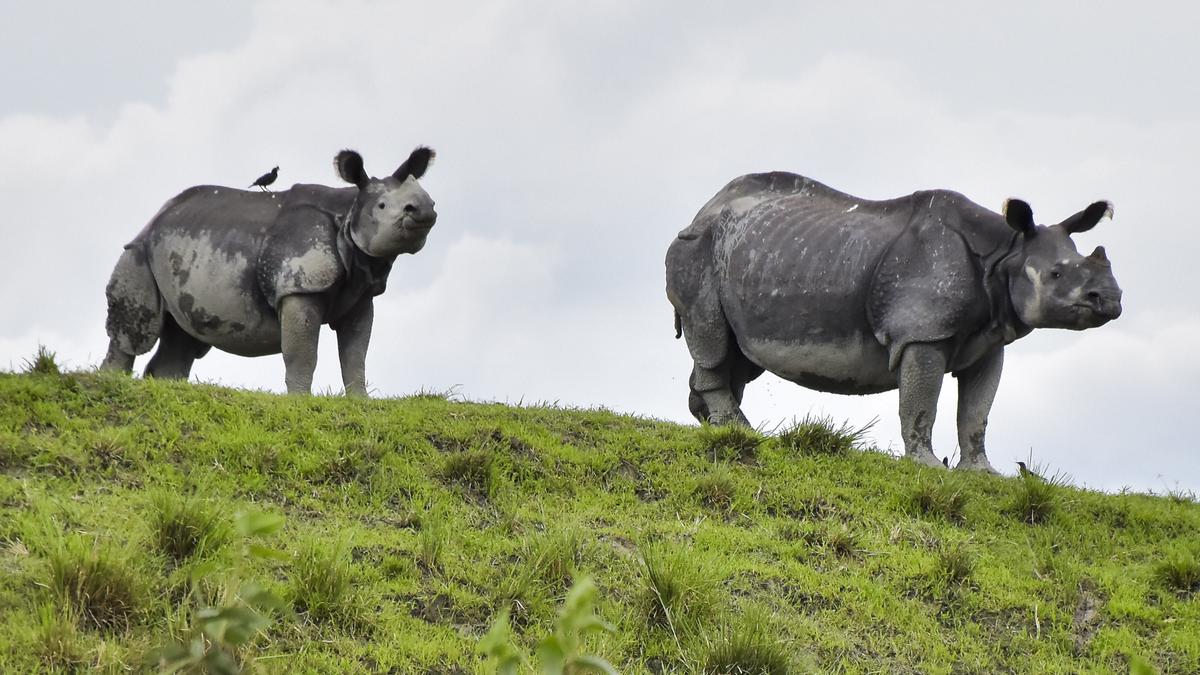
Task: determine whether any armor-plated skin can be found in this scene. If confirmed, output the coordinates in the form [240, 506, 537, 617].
[101, 147, 437, 395]
[666, 172, 1123, 472]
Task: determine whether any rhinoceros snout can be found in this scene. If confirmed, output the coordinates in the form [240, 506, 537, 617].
[1084, 290, 1122, 322]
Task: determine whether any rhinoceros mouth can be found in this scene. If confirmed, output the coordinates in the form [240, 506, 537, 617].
[403, 215, 436, 232]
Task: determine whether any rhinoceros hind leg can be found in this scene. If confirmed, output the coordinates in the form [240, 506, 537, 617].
[144, 314, 209, 380]
[897, 342, 951, 468]
[102, 246, 164, 370]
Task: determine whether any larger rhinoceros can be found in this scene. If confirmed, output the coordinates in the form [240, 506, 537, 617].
[101, 147, 437, 395]
[665, 172, 1122, 472]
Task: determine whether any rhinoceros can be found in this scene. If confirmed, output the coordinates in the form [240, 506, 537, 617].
[101, 147, 437, 395]
[665, 172, 1122, 472]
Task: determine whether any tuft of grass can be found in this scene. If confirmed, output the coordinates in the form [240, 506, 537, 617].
[33, 604, 87, 670]
[934, 542, 976, 588]
[22, 344, 60, 375]
[1155, 548, 1200, 595]
[149, 490, 229, 564]
[527, 526, 587, 590]
[776, 414, 874, 456]
[639, 544, 717, 632]
[694, 464, 738, 511]
[909, 479, 969, 523]
[441, 449, 496, 495]
[794, 522, 862, 559]
[48, 536, 142, 632]
[418, 510, 449, 574]
[1010, 473, 1064, 524]
[289, 540, 365, 630]
[702, 604, 794, 675]
[698, 424, 765, 462]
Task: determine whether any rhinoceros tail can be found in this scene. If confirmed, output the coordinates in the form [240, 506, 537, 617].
[674, 310, 683, 339]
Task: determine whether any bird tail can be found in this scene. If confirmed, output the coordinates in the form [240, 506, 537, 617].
[674, 311, 682, 339]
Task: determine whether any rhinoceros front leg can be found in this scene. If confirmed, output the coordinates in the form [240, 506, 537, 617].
[954, 346, 1003, 473]
[897, 342, 950, 468]
[279, 294, 323, 394]
[334, 298, 373, 397]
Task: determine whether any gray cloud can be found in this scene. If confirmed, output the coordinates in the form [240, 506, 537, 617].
[1, 1, 1196, 493]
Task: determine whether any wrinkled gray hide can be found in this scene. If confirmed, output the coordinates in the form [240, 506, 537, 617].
[666, 172, 1122, 472]
[102, 147, 437, 395]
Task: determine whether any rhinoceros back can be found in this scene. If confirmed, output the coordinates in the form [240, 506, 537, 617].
[138, 186, 290, 356]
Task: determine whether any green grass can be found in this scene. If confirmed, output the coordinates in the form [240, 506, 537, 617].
[1, 368, 1199, 672]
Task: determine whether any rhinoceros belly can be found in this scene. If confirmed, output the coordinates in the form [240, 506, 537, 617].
[720, 195, 905, 395]
[739, 335, 896, 395]
[147, 227, 282, 357]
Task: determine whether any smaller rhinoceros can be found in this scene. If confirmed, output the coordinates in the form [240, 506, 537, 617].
[101, 147, 437, 395]
[666, 172, 1123, 472]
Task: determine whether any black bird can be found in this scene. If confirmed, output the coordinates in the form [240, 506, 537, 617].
[1016, 461, 1042, 480]
[250, 166, 279, 192]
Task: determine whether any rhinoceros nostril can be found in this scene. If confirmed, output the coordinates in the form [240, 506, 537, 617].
[403, 204, 417, 214]
[1086, 291, 1102, 302]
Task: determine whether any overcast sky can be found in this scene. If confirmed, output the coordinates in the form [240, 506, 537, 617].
[2, 1, 1196, 494]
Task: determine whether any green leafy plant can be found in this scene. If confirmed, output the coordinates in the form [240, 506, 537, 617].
[481, 576, 618, 675]
[154, 510, 290, 674]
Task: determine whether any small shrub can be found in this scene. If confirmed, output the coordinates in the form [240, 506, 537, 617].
[22, 344, 60, 375]
[1155, 548, 1200, 595]
[639, 544, 716, 631]
[149, 490, 229, 564]
[702, 605, 794, 675]
[481, 576, 617, 675]
[289, 540, 360, 628]
[909, 480, 968, 523]
[442, 449, 495, 495]
[48, 536, 141, 632]
[776, 414, 873, 456]
[699, 424, 765, 462]
[154, 511, 291, 673]
[694, 464, 738, 511]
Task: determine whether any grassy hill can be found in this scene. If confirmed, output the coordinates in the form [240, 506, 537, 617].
[1, 364, 1198, 673]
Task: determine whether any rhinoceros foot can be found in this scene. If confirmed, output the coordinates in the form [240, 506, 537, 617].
[905, 450, 947, 469]
[955, 457, 999, 474]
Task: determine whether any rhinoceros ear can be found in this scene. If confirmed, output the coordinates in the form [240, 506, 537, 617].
[393, 146, 435, 182]
[1060, 201, 1113, 234]
[335, 150, 369, 189]
[1003, 198, 1036, 236]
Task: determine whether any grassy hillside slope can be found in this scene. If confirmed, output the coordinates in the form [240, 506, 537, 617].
[1, 368, 1198, 673]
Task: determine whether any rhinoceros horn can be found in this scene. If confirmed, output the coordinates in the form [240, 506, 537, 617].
[1088, 245, 1110, 266]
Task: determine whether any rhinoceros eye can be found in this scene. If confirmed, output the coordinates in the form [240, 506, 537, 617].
[377, 202, 386, 210]
[1050, 270, 1062, 280]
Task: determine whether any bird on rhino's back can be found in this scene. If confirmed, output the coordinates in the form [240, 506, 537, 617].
[101, 147, 437, 395]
